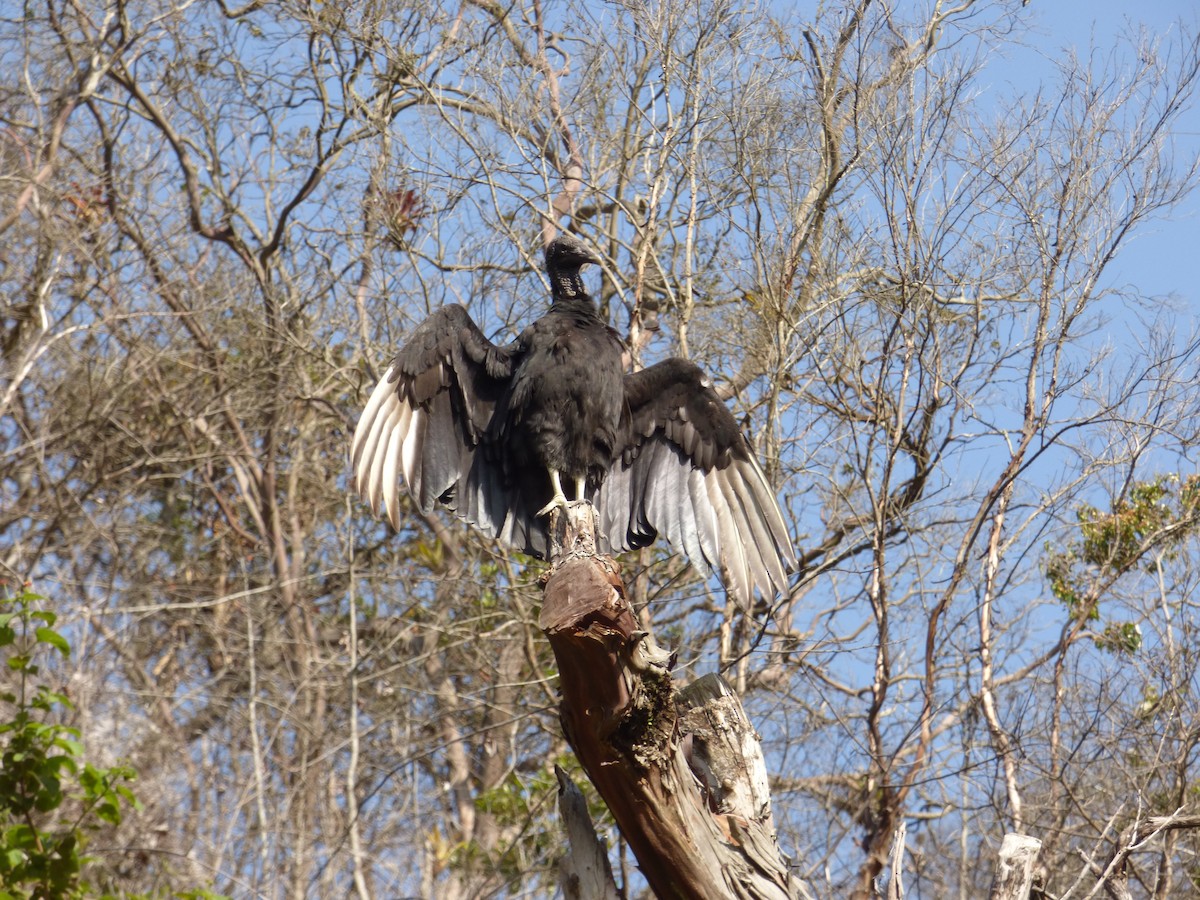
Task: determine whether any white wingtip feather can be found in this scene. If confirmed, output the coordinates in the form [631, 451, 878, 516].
[382, 417, 404, 528]
[367, 399, 404, 512]
[707, 472, 751, 607]
[401, 406, 426, 500]
[689, 467, 720, 567]
[354, 383, 399, 497]
[715, 465, 772, 607]
[352, 368, 397, 468]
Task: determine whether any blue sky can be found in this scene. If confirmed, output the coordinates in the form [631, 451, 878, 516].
[1021, 1, 1200, 305]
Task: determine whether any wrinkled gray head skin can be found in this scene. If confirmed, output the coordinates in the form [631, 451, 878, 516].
[545, 233, 602, 302]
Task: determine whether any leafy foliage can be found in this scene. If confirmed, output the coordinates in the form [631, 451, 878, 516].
[0, 588, 226, 900]
[1046, 476, 1200, 650]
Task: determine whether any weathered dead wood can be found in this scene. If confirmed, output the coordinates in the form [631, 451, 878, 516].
[556, 765, 622, 900]
[887, 822, 907, 899]
[988, 833, 1041, 900]
[539, 501, 803, 900]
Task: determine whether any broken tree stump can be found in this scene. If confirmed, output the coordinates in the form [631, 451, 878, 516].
[539, 501, 804, 900]
[988, 833, 1042, 900]
[556, 764, 622, 900]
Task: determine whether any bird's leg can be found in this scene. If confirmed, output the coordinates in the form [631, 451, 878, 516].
[573, 474, 586, 501]
[537, 469, 571, 517]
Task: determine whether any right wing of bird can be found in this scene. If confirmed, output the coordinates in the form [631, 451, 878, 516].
[351, 304, 517, 532]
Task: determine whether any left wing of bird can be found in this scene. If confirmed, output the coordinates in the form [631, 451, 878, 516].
[595, 358, 795, 607]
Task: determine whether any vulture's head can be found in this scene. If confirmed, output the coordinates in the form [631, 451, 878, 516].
[545, 233, 602, 273]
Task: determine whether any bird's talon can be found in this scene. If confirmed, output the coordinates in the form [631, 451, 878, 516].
[537, 496, 570, 518]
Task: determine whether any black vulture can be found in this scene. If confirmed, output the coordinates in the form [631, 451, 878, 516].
[351, 233, 795, 606]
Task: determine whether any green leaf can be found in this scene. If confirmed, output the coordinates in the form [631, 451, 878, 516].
[39, 690, 74, 711]
[79, 765, 101, 794]
[29, 609, 57, 627]
[34, 626, 70, 657]
[53, 736, 84, 758]
[2, 824, 37, 849]
[97, 800, 121, 824]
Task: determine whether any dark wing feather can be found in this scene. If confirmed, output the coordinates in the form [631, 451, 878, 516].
[595, 358, 795, 607]
[351, 304, 519, 536]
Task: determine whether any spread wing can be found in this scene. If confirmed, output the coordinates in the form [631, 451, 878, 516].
[351, 304, 524, 541]
[595, 358, 795, 607]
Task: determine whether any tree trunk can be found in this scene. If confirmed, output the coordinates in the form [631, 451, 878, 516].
[540, 502, 805, 900]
